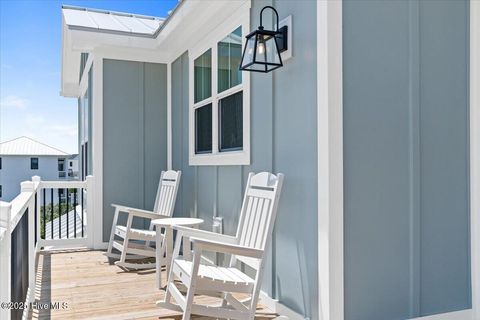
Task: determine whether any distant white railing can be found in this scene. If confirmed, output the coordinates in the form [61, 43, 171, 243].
[0, 175, 94, 320]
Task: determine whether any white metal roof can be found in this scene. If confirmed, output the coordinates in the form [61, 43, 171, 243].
[62, 5, 165, 37]
[0, 137, 70, 156]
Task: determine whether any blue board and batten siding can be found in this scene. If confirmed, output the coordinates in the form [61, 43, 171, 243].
[171, 0, 318, 318]
[97, 1, 470, 319]
[343, 1, 470, 319]
[103, 60, 168, 238]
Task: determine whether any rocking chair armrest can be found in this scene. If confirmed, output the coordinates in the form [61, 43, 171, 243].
[173, 225, 237, 244]
[111, 203, 136, 213]
[111, 204, 161, 220]
[127, 208, 162, 220]
[190, 237, 263, 259]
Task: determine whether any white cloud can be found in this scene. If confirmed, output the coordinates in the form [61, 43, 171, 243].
[46, 125, 77, 137]
[0, 95, 29, 109]
[26, 114, 45, 125]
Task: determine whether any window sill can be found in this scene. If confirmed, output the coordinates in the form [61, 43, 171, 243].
[189, 150, 250, 166]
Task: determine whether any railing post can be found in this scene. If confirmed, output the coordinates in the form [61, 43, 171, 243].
[86, 175, 95, 249]
[33, 176, 41, 249]
[0, 201, 12, 320]
[24, 179, 37, 301]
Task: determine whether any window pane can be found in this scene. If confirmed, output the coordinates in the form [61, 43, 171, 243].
[194, 49, 212, 103]
[219, 91, 243, 151]
[58, 159, 65, 171]
[218, 27, 242, 93]
[31, 158, 39, 170]
[195, 104, 213, 154]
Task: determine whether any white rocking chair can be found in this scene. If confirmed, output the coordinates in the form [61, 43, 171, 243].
[105, 170, 181, 270]
[157, 172, 284, 320]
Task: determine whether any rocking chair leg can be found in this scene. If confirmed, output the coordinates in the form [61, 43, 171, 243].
[118, 214, 133, 265]
[182, 250, 201, 320]
[118, 237, 129, 265]
[107, 209, 120, 257]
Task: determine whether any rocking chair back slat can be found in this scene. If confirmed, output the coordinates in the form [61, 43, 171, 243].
[235, 172, 284, 270]
[153, 170, 181, 217]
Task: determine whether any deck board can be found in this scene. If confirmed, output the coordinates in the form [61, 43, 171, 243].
[28, 249, 277, 320]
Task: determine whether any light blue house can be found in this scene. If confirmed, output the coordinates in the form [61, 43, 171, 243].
[0, 136, 71, 201]
[57, 1, 479, 319]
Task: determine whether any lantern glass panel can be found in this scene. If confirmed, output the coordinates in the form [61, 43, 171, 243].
[241, 35, 257, 69]
[254, 33, 280, 66]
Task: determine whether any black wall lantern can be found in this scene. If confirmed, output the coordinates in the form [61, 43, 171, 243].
[239, 6, 288, 73]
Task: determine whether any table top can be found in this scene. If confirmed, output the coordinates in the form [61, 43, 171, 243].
[151, 217, 204, 227]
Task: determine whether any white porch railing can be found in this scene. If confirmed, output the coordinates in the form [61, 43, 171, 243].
[0, 175, 94, 320]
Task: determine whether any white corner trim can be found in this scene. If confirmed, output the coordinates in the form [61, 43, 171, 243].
[470, 0, 480, 318]
[79, 54, 94, 97]
[317, 1, 344, 320]
[167, 62, 173, 170]
[92, 55, 104, 249]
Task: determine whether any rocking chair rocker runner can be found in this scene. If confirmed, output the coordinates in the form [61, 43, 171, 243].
[105, 170, 181, 270]
[157, 172, 284, 320]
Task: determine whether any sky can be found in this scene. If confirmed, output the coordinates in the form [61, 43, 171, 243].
[0, 0, 177, 154]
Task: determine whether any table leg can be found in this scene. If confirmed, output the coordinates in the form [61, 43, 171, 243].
[165, 228, 174, 283]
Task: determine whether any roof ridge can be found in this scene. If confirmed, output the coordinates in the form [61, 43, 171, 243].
[0, 136, 70, 155]
[0, 136, 24, 144]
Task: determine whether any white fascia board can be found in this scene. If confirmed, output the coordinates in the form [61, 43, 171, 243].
[158, 0, 251, 62]
[61, 16, 81, 98]
[61, 22, 160, 97]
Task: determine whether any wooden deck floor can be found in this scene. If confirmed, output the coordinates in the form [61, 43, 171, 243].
[28, 249, 277, 320]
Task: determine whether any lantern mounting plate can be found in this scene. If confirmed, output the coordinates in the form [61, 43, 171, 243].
[276, 25, 288, 52]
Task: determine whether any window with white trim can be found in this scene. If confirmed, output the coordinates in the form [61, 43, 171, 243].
[190, 24, 250, 166]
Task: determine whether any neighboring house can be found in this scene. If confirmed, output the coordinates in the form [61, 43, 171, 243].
[59, 1, 476, 320]
[68, 154, 79, 178]
[0, 137, 71, 201]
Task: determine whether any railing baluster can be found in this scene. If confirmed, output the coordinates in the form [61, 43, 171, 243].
[43, 188, 46, 239]
[58, 188, 61, 239]
[81, 188, 84, 237]
[66, 188, 70, 239]
[50, 188, 54, 240]
[74, 190, 77, 238]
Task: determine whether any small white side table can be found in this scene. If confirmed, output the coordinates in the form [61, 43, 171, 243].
[151, 217, 203, 289]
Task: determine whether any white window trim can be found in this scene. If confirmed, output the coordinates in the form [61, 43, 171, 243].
[188, 10, 250, 166]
